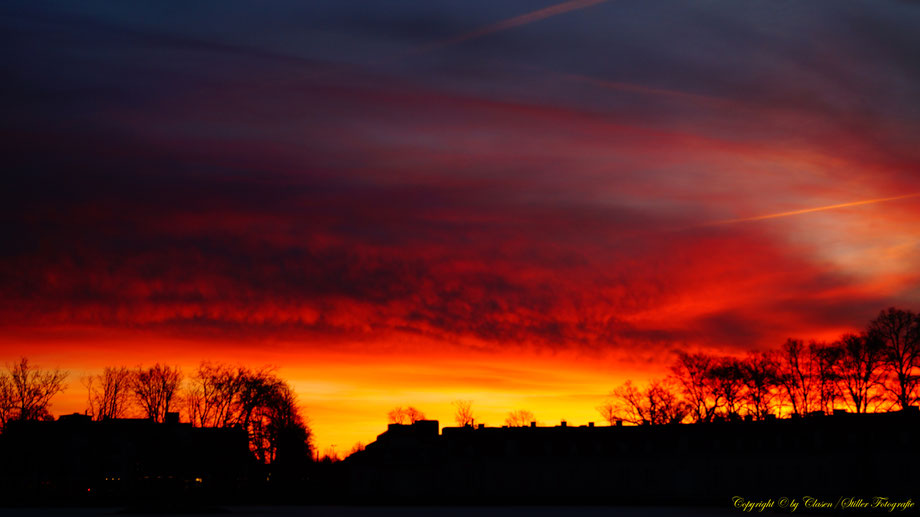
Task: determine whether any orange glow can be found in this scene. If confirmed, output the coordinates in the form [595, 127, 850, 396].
[1, 331, 664, 454]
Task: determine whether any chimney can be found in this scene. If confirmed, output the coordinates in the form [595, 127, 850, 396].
[615, 420, 623, 427]
[588, 422, 594, 428]
[560, 421, 567, 427]
[165, 412, 180, 425]
[530, 421, 537, 428]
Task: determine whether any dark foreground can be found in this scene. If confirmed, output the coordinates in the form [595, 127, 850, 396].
[0, 506, 740, 517]
[1, 410, 917, 510]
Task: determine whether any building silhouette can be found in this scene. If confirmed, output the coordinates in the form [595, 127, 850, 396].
[1, 408, 917, 506]
[346, 409, 920, 504]
[0, 412, 253, 504]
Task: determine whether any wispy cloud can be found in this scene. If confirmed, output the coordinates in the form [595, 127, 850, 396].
[413, 0, 610, 54]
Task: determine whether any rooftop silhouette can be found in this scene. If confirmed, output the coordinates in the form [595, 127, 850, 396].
[0, 413, 253, 505]
[344, 408, 920, 504]
[0, 406, 918, 507]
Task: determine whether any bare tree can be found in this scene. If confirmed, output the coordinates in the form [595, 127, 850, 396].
[777, 339, 820, 416]
[740, 351, 781, 419]
[187, 365, 314, 464]
[596, 399, 618, 426]
[646, 378, 690, 424]
[387, 406, 426, 424]
[346, 442, 365, 457]
[598, 378, 687, 426]
[1, 358, 68, 425]
[598, 380, 645, 425]
[186, 362, 252, 428]
[504, 409, 535, 427]
[237, 369, 286, 430]
[811, 342, 842, 413]
[833, 333, 886, 413]
[670, 352, 721, 423]
[84, 366, 134, 420]
[710, 357, 746, 419]
[132, 363, 182, 423]
[869, 307, 920, 409]
[0, 372, 15, 429]
[452, 399, 475, 426]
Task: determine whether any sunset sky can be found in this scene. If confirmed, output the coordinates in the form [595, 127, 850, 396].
[3, 1, 920, 453]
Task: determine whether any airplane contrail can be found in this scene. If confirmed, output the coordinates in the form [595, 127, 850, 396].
[414, 0, 610, 54]
[707, 192, 920, 226]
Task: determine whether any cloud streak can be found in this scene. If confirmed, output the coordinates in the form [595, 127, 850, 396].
[706, 193, 920, 226]
[413, 0, 609, 54]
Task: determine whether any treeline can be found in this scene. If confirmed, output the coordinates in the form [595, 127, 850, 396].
[2, 306, 917, 454]
[387, 403, 536, 429]
[0, 360, 312, 465]
[599, 307, 920, 425]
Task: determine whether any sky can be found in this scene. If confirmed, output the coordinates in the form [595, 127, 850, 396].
[2, 0, 920, 454]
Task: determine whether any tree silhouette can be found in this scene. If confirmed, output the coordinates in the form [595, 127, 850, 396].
[185, 361, 254, 428]
[84, 366, 133, 420]
[387, 406, 426, 424]
[132, 363, 182, 423]
[739, 351, 781, 419]
[833, 333, 886, 413]
[256, 381, 312, 465]
[599, 378, 687, 425]
[347, 442, 366, 457]
[811, 342, 842, 413]
[453, 400, 475, 426]
[869, 307, 920, 409]
[319, 445, 340, 463]
[595, 306, 920, 424]
[710, 357, 746, 419]
[0, 358, 67, 428]
[504, 409, 535, 427]
[671, 352, 721, 423]
[185, 363, 314, 463]
[191, 367, 316, 464]
[777, 339, 821, 416]
[0, 373, 13, 429]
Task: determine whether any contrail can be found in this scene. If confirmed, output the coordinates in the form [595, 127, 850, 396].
[414, 0, 610, 54]
[707, 192, 920, 226]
